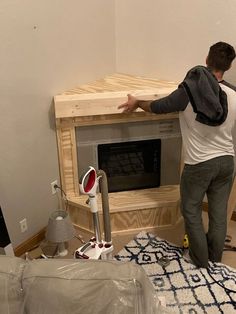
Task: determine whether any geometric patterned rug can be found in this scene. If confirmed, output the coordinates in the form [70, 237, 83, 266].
[114, 231, 236, 314]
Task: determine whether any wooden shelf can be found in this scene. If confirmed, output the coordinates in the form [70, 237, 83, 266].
[68, 185, 180, 213]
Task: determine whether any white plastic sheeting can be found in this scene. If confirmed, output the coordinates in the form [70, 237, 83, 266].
[0, 256, 171, 314]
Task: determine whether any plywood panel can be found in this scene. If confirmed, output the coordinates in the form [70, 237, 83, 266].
[67, 186, 181, 235]
[69, 203, 182, 235]
[110, 206, 181, 232]
[58, 73, 177, 95]
[107, 186, 180, 212]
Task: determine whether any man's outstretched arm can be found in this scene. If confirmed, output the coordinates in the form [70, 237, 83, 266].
[118, 87, 189, 114]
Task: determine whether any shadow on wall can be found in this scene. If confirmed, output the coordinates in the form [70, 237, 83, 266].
[48, 100, 56, 131]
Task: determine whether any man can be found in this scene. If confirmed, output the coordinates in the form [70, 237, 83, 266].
[118, 42, 236, 268]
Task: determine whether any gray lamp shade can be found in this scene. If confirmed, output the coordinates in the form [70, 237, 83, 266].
[45, 210, 75, 243]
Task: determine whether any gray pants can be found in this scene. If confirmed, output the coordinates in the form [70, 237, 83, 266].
[180, 155, 234, 268]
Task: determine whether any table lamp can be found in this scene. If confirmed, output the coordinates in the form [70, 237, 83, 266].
[45, 210, 75, 257]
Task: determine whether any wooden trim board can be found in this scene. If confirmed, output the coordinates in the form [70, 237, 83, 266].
[14, 227, 46, 257]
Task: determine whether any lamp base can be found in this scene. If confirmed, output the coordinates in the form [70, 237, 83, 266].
[57, 242, 68, 257]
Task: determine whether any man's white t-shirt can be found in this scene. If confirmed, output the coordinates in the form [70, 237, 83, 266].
[150, 80, 236, 165]
[179, 83, 236, 164]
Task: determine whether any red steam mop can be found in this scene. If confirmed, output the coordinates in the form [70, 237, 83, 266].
[74, 166, 113, 260]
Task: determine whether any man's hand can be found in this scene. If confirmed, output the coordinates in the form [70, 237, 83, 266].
[117, 94, 139, 113]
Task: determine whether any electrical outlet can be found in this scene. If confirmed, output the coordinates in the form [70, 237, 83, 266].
[51, 180, 58, 195]
[20, 218, 27, 233]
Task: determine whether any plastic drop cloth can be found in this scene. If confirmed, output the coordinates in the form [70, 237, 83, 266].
[0, 256, 25, 313]
[0, 256, 171, 314]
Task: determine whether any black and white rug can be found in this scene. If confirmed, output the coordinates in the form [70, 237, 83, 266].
[114, 231, 236, 314]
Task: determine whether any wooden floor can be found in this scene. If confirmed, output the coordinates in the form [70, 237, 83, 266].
[219, 217, 236, 269]
[68, 211, 236, 269]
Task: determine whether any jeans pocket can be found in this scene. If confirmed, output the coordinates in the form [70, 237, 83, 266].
[182, 162, 213, 187]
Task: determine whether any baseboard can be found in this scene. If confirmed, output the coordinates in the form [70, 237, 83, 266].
[14, 227, 46, 257]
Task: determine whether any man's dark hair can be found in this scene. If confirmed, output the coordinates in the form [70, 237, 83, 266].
[207, 41, 236, 72]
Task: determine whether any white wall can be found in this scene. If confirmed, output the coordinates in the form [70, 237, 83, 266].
[115, 0, 236, 84]
[1, 0, 236, 248]
[0, 0, 115, 247]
